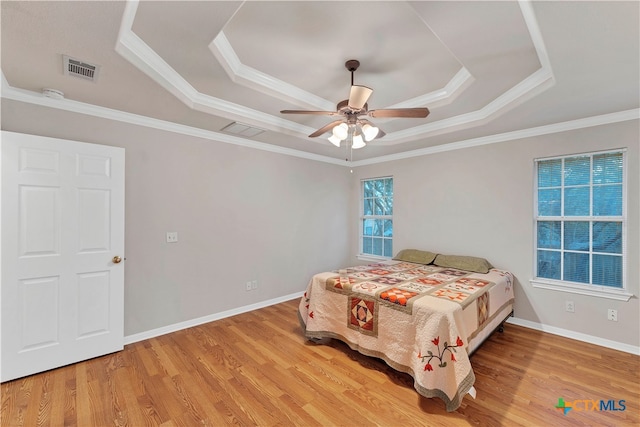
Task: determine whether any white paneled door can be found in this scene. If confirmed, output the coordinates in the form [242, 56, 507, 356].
[1, 131, 125, 382]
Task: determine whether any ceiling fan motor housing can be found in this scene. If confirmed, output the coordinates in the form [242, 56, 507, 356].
[337, 99, 368, 114]
[345, 59, 360, 72]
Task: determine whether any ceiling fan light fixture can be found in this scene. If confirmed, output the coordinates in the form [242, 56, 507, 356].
[328, 135, 342, 147]
[332, 123, 348, 140]
[352, 133, 366, 149]
[362, 123, 379, 141]
[281, 59, 430, 151]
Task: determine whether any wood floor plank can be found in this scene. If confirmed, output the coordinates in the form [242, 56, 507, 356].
[260, 363, 317, 406]
[47, 367, 66, 427]
[62, 370, 77, 427]
[73, 364, 93, 427]
[275, 393, 324, 427]
[1, 298, 638, 426]
[142, 374, 180, 424]
[19, 376, 41, 427]
[134, 341, 163, 378]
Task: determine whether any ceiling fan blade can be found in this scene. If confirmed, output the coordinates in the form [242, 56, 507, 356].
[308, 120, 344, 138]
[348, 85, 373, 110]
[280, 110, 339, 116]
[368, 108, 430, 118]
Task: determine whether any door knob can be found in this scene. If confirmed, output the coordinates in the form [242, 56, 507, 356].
[112, 256, 122, 264]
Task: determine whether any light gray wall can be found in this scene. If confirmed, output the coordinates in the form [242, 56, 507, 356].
[1, 100, 353, 336]
[3, 99, 638, 348]
[122, 133, 351, 334]
[349, 120, 639, 348]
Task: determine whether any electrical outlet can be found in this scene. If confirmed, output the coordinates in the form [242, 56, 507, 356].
[565, 301, 575, 313]
[607, 309, 618, 322]
[166, 232, 178, 243]
[245, 281, 252, 292]
[251, 280, 258, 290]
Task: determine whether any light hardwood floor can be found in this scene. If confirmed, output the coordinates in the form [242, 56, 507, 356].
[1, 298, 638, 426]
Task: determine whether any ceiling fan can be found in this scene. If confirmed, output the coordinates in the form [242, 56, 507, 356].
[280, 59, 430, 149]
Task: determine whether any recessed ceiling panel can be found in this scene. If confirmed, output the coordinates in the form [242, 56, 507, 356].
[223, 1, 462, 106]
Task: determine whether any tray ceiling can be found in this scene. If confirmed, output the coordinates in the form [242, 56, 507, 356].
[1, 1, 638, 164]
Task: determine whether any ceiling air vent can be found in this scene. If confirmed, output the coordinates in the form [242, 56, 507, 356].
[63, 55, 100, 82]
[221, 122, 265, 137]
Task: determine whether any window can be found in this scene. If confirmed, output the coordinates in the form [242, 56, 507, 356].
[361, 177, 393, 258]
[533, 150, 631, 300]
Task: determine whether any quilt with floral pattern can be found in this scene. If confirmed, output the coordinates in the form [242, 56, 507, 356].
[298, 259, 514, 411]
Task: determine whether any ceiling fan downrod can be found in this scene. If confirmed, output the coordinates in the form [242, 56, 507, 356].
[345, 59, 360, 86]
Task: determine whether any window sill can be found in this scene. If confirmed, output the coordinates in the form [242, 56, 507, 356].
[530, 278, 634, 301]
[357, 254, 391, 263]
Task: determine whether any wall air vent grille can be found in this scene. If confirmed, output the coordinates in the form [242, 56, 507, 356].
[63, 55, 100, 82]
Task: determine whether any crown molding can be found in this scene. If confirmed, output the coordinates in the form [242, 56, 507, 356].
[351, 109, 640, 166]
[386, 67, 474, 110]
[211, 30, 474, 112]
[0, 75, 346, 166]
[209, 32, 336, 111]
[3, 74, 636, 169]
[519, 0, 552, 71]
[381, 0, 555, 144]
[382, 67, 554, 144]
[115, 0, 319, 141]
[114, 0, 557, 144]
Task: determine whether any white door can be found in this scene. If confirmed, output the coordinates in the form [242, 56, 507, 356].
[1, 131, 125, 382]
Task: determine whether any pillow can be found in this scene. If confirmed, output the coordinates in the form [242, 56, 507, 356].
[433, 254, 493, 274]
[393, 249, 437, 265]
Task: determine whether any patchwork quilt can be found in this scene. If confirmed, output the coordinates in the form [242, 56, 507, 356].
[298, 259, 514, 411]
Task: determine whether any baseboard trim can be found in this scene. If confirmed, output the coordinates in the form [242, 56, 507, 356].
[124, 296, 639, 356]
[507, 316, 640, 355]
[124, 292, 304, 345]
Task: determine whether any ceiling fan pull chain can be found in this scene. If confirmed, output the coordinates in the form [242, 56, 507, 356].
[345, 137, 349, 162]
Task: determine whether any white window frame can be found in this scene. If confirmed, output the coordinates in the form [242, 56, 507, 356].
[359, 176, 393, 260]
[530, 149, 632, 301]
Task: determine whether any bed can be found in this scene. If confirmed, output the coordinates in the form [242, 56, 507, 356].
[297, 250, 514, 411]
